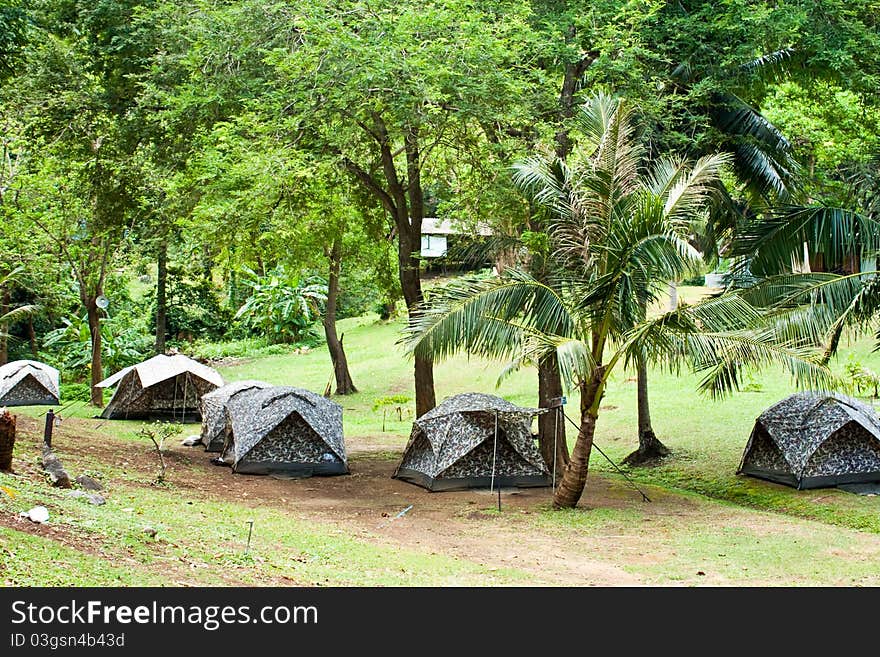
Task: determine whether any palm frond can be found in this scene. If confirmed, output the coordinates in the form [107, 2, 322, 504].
[402, 271, 574, 363]
[0, 303, 38, 326]
[733, 206, 880, 276]
[622, 292, 834, 398]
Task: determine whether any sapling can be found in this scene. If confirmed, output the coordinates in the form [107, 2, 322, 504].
[138, 422, 181, 484]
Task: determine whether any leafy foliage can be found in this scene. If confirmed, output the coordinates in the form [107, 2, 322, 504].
[234, 267, 328, 344]
[42, 310, 152, 381]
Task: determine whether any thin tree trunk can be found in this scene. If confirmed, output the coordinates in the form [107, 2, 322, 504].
[538, 353, 569, 477]
[323, 239, 357, 395]
[85, 298, 103, 407]
[155, 239, 168, 354]
[553, 366, 605, 508]
[402, 123, 435, 417]
[622, 356, 670, 466]
[555, 38, 597, 160]
[342, 114, 436, 415]
[0, 287, 9, 366]
[28, 316, 37, 358]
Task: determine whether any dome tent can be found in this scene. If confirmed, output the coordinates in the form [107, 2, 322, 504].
[739, 392, 880, 489]
[393, 392, 551, 492]
[96, 354, 224, 422]
[220, 386, 347, 477]
[0, 360, 60, 407]
[200, 380, 271, 452]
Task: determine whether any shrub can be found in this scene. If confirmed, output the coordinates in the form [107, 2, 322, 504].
[59, 383, 91, 402]
[234, 267, 327, 344]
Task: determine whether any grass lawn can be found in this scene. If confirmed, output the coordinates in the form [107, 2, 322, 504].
[4, 286, 880, 586]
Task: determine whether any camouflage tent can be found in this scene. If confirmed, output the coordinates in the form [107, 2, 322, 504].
[220, 386, 347, 477]
[739, 392, 880, 489]
[393, 392, 551, 491]
[0, 360, 60, 407]
[200, 380, 271, 451]
[96, 354, 224, 422]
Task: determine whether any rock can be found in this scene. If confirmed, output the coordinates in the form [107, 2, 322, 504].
[181, 435, 202, 447]
[20, 506, 49, 523]
[41, 446, 71, 489]
[75, 475, 103, 491]
[68, 491, 105, 506]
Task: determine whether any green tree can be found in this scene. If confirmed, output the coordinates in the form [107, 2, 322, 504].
[270, 0, 537, 416]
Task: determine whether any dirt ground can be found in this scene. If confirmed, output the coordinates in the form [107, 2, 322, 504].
[5, 415, 880, 586]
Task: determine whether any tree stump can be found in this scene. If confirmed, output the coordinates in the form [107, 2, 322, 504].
[0, 409, 15, 472]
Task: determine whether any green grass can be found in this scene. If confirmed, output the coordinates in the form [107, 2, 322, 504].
[0, 467, 528, 587]
[8, 285, 880, 585]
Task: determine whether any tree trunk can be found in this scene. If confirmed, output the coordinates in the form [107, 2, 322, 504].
[401, 124, 435, 417]
[555, 40, 596, 160]
[343, 114, 436, 415]
[0, 287, 9, 365]
[553, 367, 605, 508]
[154, 239, 168, 354]
[538, 353, 569, 477]
[28, 316, 38, 358]
[400, 235, 436, 417]
[85, 297, 103, 407]
[622, 356, 670, 466]
[323, 239, 357, 395]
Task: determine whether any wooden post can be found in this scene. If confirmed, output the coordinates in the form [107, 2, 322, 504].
[0, 409, 15, 471]
[43, 409, 54, 447]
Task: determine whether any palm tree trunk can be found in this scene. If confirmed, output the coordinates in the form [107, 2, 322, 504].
[154, 239, 168, 354]
[622, 356, 670, 465]
[323, 239, 357, 395]
[553, 366, 604, 508]
[538, 353, 568, 477]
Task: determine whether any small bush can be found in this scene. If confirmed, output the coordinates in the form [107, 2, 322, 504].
[60, 383, 91, 402]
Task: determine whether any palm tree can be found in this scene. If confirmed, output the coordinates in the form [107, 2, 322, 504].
[0, 267, 37, 365]
[405, 94, 832, 507]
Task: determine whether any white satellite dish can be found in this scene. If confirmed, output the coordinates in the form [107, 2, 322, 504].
[95, 296, 109, 309]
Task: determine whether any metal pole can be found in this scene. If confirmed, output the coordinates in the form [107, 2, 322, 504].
[552, 407, 559, 491]
[489, 411, 501, 494]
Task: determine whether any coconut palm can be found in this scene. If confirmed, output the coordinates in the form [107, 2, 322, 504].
[404, 94, 832, 508]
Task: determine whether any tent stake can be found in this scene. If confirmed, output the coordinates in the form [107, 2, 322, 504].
[245, 519, 254, 554]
